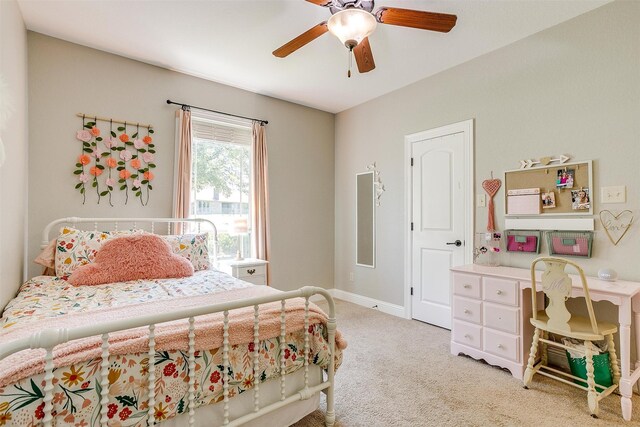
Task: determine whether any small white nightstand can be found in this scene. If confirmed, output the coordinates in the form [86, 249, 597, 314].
[218, 258, 268, 286]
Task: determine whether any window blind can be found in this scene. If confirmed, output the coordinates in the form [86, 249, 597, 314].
[192, 113, 252, 146]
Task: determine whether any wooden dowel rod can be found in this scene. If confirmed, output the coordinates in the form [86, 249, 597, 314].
[76, 113, 153, 129]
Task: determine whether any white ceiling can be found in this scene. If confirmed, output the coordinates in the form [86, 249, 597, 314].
[17, 0, 610, 113]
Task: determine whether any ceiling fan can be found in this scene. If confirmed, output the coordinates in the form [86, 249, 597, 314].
[273, 0, 457, 76]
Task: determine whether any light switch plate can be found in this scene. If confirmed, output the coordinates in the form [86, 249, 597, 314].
[601, 186, 626, 203]
[477, 194, 486, 208]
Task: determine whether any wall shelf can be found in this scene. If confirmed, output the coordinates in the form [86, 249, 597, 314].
[504, 217, 594, 231]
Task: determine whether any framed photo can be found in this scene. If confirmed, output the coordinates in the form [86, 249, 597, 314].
[571, 188, 590, 210]
[541, 191, 556, 209]
[556, 168, 575, 189]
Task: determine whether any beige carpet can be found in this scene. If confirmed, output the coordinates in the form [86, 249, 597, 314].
[293, 299, 640, 427]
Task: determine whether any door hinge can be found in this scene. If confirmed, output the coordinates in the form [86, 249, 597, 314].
[410, 157, 414, 166]
[411, 222, 414, 231]
[410, 287, 414, 296]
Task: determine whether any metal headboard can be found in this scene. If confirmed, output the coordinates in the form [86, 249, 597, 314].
[42, 217, 218, 261]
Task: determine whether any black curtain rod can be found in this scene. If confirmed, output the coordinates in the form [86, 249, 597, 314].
[166, 100, 268, 125]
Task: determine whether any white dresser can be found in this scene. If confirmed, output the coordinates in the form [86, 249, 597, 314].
[450, 265, 536, 380]
[218, 258, 268, 286]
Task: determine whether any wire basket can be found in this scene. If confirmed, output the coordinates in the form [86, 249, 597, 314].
[546, 230, 593, 258]
[505, 230, 541, 254]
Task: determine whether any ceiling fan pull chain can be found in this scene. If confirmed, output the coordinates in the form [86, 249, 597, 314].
[347, 45, 353, 78]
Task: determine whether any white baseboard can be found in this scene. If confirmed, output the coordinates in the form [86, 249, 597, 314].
[329, 289, 405, 318]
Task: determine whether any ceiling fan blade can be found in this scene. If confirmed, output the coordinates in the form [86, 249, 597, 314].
[272, 22, 328, 58]
[375, 7, 457, 33]
[305, 0, 332, 6]
[353, 37, 375, 73]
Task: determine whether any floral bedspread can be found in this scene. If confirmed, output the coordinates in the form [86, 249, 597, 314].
[0, 271, 340, 426]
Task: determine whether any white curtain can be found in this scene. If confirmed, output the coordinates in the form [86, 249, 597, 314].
[173, 109, 192, 233]
[251, 122, 271, 284]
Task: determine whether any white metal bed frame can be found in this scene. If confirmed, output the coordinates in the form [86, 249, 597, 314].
[1, 217, 336, 427]
[41, 217, 220, 259]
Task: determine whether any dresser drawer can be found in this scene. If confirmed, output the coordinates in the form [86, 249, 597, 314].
[483, 277, 519, 306]
[483, 329, 520, 362]
[483, 302, 519, 334]
[236, 264, 266, 279]
[453, 273, 481, 299]
[242, 274, 266, 286]
[452, 320, 482, 349]
[453, 297, 482, 325]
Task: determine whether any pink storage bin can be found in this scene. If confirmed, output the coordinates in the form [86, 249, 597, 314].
[551, 237, 589, 256]
[507, 235, 538, 252]
[546, 231, 593, 258]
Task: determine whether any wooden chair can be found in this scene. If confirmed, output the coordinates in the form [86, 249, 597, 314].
[523, 257, 620, 417]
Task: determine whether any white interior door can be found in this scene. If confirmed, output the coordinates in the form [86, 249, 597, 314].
[410, 124, 471, 329]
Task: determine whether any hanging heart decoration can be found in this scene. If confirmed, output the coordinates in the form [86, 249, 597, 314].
[482, 178, 502, 231]
[599, 210, 633, 246]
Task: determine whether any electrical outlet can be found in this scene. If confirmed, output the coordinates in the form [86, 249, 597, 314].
[349, 272, 354, 282]
[477, 194, 486, 208]
[601, 186, 626, 203]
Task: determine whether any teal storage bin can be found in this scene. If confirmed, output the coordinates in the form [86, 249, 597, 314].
[565, 351, 612, 392]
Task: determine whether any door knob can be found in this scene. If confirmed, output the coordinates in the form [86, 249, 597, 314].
[446, 240, 462, 247]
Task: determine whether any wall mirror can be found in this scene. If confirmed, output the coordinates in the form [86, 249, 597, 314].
[356, 171, 375, 268]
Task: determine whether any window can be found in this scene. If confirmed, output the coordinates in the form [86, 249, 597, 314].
[190, 113, 252, 260]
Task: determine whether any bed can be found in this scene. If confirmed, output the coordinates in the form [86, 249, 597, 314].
[0, 217, 344, 427]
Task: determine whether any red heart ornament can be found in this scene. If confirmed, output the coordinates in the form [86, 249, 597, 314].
[482, 179, 502, 231]
[482, 179, 501, 197]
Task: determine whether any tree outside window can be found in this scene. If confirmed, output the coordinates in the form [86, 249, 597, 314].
[191, 137, 251, 259]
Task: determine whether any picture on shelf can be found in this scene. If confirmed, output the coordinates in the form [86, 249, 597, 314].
[556, 168, 575, 189]
[571, 188, 590, 210]
[541, 191, 556, 209]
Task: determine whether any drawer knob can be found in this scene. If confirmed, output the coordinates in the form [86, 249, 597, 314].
[496, 289, 503, 295]
[463, 284, 471, 289]
[247, 268, 256, 275]
[464, 334, 471, 339]
[464, 309, 470, 314]
[497, 344, 504, 349]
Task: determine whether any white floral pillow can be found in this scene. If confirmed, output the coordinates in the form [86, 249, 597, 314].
[55, 227, 143, 279]
[162, 233, 211, 271]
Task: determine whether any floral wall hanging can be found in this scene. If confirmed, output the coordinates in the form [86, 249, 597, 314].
[74, 115, 156, 205]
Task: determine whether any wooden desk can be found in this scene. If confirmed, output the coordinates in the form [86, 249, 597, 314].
[450, 264, 640, 421]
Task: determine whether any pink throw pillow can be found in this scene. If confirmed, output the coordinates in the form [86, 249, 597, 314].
[34, 239, 56, 271]
[68, 234, 194, 286]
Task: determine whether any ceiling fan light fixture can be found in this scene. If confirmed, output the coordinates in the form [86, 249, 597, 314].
[327, 8, 377, 49]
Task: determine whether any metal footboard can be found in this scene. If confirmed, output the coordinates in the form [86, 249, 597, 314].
[0, 286, 336, 427]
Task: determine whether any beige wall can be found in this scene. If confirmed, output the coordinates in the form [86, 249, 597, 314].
[335, 1, 640, 307]
[0, 0, 28, 308]
[27, 33, 335, 292]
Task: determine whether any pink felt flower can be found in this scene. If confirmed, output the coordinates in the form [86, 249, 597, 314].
[104, 137, 118, 149]
[91, 146, 104, 158]
[78, 173, 90, 183]
[76, 130, 92, 142]
[133, 139, 145, 149]
[119, 149, 132, 162]
[105, 177, 115, 187]
[142, 152, 154, 163]
[133, 179, 141, 188]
